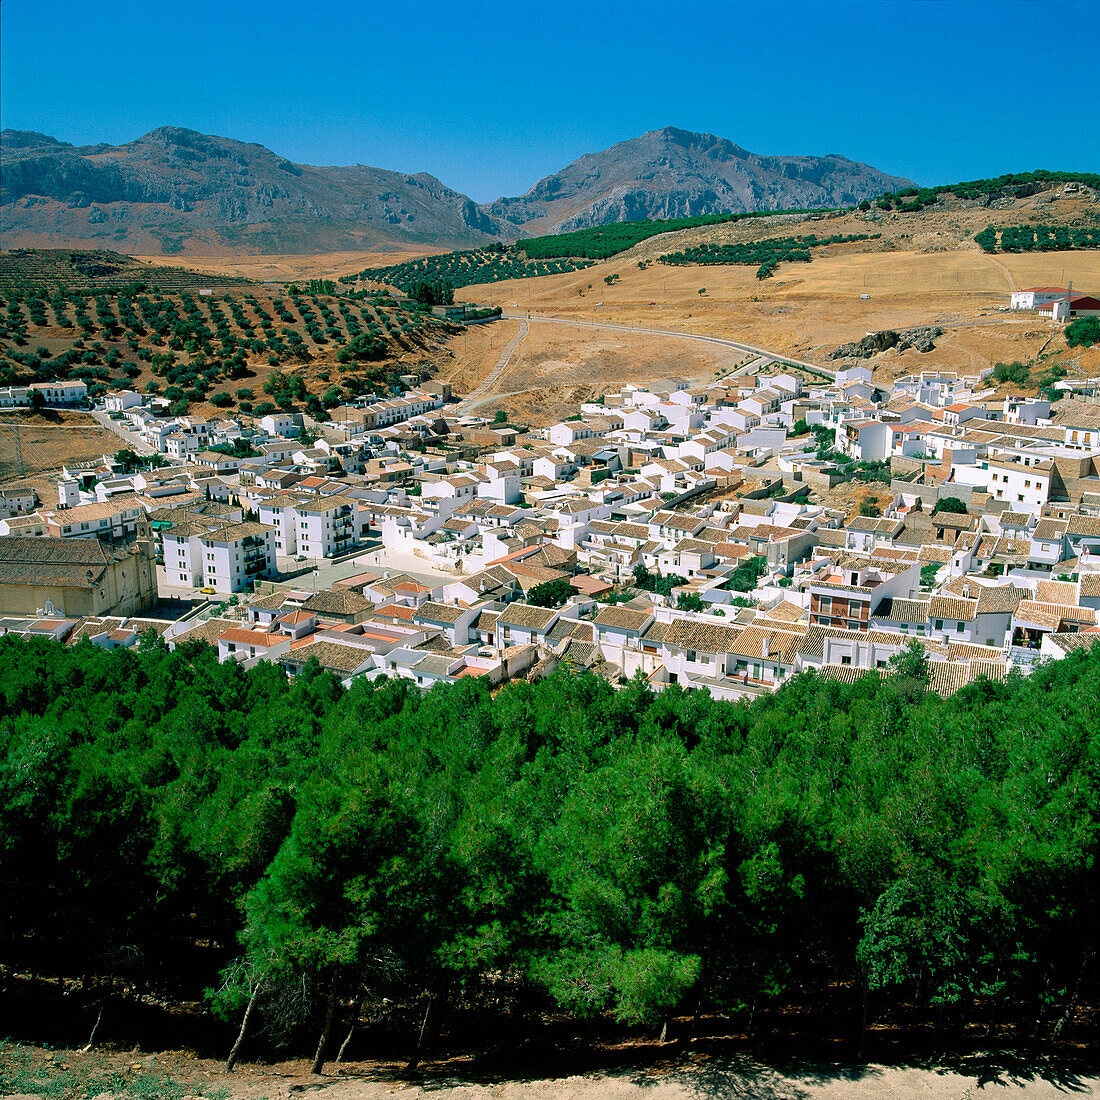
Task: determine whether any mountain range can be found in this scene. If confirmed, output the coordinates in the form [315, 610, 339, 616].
[0, 125, 913, 255]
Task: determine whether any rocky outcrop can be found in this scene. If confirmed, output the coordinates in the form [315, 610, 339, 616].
[828, 326, 943, 359]
[2, 123, 913, 255]
[483, 126, 913, 235]
[1, 126, 508, 253]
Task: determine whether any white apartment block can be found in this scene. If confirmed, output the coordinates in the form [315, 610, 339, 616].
[294, 496, 360, 559]
[199, 523, 276, 593]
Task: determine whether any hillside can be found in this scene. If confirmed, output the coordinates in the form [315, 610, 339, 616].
[2, 125, 912, 257]
[483, 126, 914, 234]
[431, 187, 1100, 424]
[0, 126, 501, 255]
[0, 250, 464, 427]
[0, 247, 253, 292]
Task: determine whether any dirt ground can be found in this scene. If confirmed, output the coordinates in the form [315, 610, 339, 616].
[439, 319, 749, 424]
[443, 248, 1100, 413]
[2, 1042, 1095, 1100]
[0, 411, 121, 504]
[126, 218, 1100, 421]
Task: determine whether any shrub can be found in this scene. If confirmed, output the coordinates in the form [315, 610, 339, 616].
[1066, 316, 1100, 348]
[992, 361, 1030, 385]
[527, 578, 574, 608]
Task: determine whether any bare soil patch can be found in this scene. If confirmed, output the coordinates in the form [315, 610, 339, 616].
[0, 411, 119, 491]
[2, 1042, 1095, 1100]
[452, 248, 1100, 399]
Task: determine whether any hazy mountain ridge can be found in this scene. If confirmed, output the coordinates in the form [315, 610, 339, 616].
[1, 124, 912, 254]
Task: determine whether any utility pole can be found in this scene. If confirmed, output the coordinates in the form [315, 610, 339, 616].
[11, 419, 25, 477]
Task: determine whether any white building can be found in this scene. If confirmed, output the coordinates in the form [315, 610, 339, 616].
[294, 496, 360, 559]
[0, 379, 89, 408]
[199, 522, 276, 593]
[105, 390, 143, 413]
[1010, 287, 1068, 311]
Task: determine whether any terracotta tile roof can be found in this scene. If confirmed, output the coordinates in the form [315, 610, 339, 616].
[497, 603, 558, 630]
[218, 627, 281, 647]
[0, 535, 133, 589]
[301, 589, 372, 616]
[1033, 519, 1069, 541]
[1015, 600, 1096, 630]
[929, 595, 978, 622]
[1068, 515, 1100, 538]
[282, 639, 371, 674]
[593, 605, 653, 632]
[170, 617, 241, 647]
[1043, 633, 1100, 656]
[918, 544, 953, 564]
[946, 642, 1005, 661]
[1035, 579, 1079, 605]
[543, 615, 582, 642]
[767, 600, 806, 623]
[661, 618, 742, 653]
[417, 601, 469, 624]
[728, 625, 802, 663]
[877, 597, 931, 624]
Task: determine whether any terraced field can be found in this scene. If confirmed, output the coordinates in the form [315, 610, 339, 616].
[0, 247, 253, 293]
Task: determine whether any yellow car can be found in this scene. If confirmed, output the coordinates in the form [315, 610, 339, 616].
[200, 586, 216, 595]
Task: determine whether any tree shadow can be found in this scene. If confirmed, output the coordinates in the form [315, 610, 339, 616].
[617, 1054, 885, 1100]
[928, 1049, 1096, 1092]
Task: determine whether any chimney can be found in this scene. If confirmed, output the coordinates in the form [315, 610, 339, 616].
[761, 635, 770, 660]
[962, 583, 970, 599]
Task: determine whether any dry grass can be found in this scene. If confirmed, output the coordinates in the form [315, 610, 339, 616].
[471, 322, 745, 424]
[447, 247, 1100, 409]
[132, 247, 447, 283]
[0, 411, 120, 504]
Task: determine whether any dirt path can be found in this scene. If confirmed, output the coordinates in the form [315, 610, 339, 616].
[507, 313, 835, 381]
[983, 254, 1018, 293]
[460, 319, 530, 408]
[7, 1045, 1094, 1100]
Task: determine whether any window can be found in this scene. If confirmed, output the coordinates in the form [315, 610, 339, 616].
[818, 595, 832, 614]
[957, 621, 965, 632]
[935, 619, 943, 630]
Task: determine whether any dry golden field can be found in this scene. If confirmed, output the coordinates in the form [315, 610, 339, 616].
[100, 190, 1100, 423]
[432, 247, 1100, 419]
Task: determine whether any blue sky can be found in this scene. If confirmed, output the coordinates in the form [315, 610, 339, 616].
[2, 0, 1096, 202]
